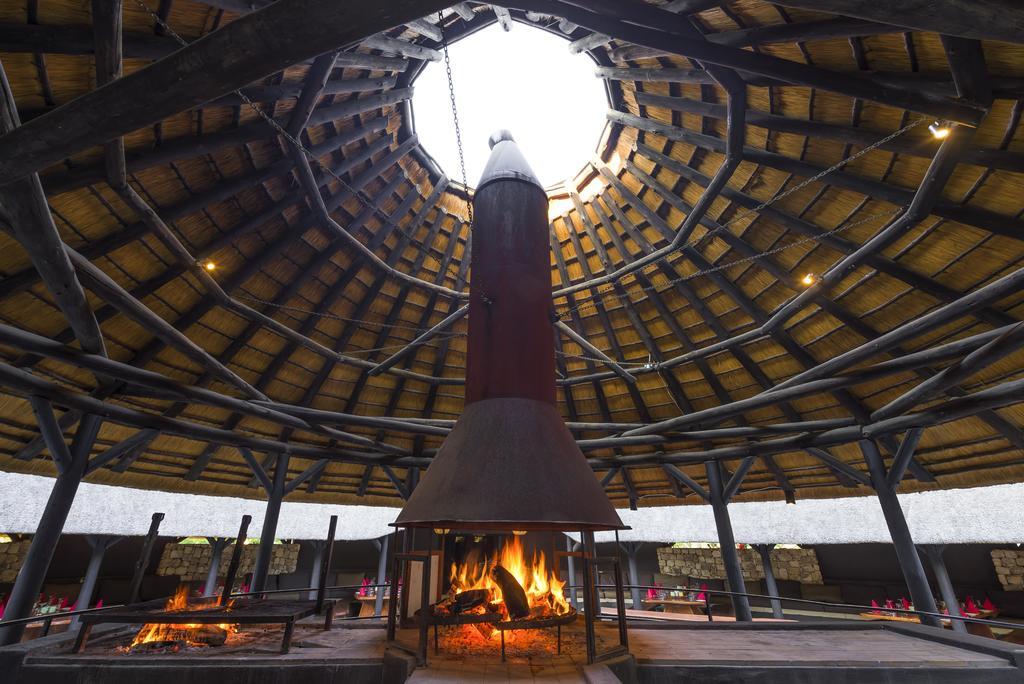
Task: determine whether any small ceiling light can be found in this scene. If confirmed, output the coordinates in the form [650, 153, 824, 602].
[929, 121, 952, 139]
[512, 530, 527, 536]
[801, 273, 816, 287]
[203, 260, 217, 272]
[785, 491, 797, 506]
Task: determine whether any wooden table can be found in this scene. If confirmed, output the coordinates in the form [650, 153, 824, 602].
[356, 594, 389, 618]
[642, 598, 706, 615]
[858, 610, 999, 637]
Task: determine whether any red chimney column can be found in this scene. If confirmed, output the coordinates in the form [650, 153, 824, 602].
[465, 130, 555, 405]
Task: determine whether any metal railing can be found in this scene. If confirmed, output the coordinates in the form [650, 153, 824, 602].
[583, 582, 1024, 632]
[0, 603, 125, 634]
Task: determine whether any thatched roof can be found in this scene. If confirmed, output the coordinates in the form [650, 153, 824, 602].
[0, 0, 1021, 510]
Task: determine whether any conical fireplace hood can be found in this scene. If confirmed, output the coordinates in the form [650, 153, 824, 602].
[394, 131, 625, 532]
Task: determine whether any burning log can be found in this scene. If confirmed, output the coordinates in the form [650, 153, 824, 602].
[452, 589, 490, 614]
[192, 624, 228, 647]
[491, 565, 530, 619]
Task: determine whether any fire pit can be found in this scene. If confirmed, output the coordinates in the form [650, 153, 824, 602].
[386, 131, 629, 667]
[426, 536, 577, 660]
[71, 587, 330, 655]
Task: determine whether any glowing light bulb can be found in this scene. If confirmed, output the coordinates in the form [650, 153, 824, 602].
[928, 121, 951, 139]
[801, 273, 816, 286]
[203, 261, 217, 271]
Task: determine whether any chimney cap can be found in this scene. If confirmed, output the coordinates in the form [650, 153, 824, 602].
[488, 129, 515, 149]
[477, 130, 545, 193]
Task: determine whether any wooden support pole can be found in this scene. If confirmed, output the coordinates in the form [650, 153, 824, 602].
[317, 515, 337, 615]
[621, 542, 643, 609]
[706, 460, 752, 621]
[919, 545, 967, 635]
[70, 535, 122, 628]
[374, 534, 390, 617]
[565, 536, 579, 610]
[886, 428, 925, 489]
[581, 531, 601, 618]
[128, 512, 164, 604]
[251, 453, 289, 594]
[220, 515, 252, 605]
[0, 413, 101, 645]
[861, 440, 941, 627]
[203, 537, 229, 597]
[755, 544, 784, 619]
[307, 540, 327, 601]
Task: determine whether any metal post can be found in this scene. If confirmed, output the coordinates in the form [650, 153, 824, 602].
[582, 530, 600, 616]
[316, 515, 337, 614]
[127, 512, 164, 604]
[706, 461, 752, 621]
[0, 414, 101, 646]
[622, 542, 643, 609]
[307, 540, 326, 601]
[862, 441, 941, 627]
[919, 545, 967, 634]
[756, 544, 784, 619]
[566, 536, 579, 610]
[70, 535, 121, 628]
[251, 453, 289, 594]
[374, 534, 390, 616]
[203, 538, 229, 597]
[220, 514, 252, 606]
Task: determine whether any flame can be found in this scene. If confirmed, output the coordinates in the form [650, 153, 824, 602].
[446, 537, 570, 636]
[129, 586, 237, 649]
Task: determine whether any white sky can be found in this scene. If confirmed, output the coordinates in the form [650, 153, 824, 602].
[412, 23, 609, 188]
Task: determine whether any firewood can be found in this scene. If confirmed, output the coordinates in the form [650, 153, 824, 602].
[192, 624, 228, 646]
[491, 565, 530, 619]
[452, 589, 490, 614]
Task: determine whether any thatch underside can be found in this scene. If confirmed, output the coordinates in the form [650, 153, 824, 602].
[0, 0, 1021, 509]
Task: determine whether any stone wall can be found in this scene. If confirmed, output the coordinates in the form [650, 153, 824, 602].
[0, 540, 31, 582]
[657, 546, 823, 585]
[157, 542, 300, 582]
[991, 549, 1024, 591]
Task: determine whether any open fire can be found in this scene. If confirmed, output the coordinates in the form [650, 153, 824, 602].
[432, 537, 572, 639]
[126, 587, 238, 652]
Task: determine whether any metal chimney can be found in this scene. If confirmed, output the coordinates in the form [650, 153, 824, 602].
[394, 131, 624, 532]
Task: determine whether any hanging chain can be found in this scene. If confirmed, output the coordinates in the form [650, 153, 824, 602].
[438, 11, 473, 227]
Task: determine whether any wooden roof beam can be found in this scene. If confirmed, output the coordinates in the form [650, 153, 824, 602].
[501, 0, 984, 124]
[615, 111, 1024, 241]
[629, 145, 1017, 330]
[0, 60, 108, 366]
[632, 91, 1023, 173]
[770, 0, 1024, 46]
[610, 17, 904, 61]
[0, 0, 451, 185]
[0, 361, 431, 468]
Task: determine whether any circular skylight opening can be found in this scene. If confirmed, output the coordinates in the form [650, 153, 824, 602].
[412, 22, 609, 190]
